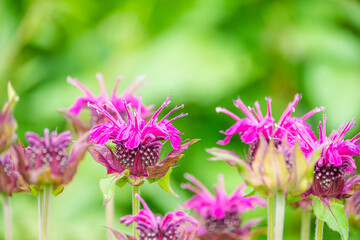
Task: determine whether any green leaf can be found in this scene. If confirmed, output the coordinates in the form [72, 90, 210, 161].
[100, 171, 129, 207]
[29, 185, 41, 196]
[157, 168, 178, 197]
[312, 196, 349, 240]
[52, 185, 64, 196]
[147, 177, 160, 184]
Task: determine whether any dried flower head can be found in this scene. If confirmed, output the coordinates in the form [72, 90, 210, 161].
[61, 74, 153, 135]
[0, 82, 19, 153]
[0, 150, 19, 196]
[181, 174, 265, 239]
[14, 129, 87, 195]
[109, 193, 198, 240]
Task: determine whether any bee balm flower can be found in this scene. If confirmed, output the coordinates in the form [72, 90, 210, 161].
[109, 193, 198, 240]
[209, 95, 323, 196]
[88, 96, 196, 178]
[300, 118, 360, 200]
[181, 174, 265, 240]
[14, 129, 87, 194]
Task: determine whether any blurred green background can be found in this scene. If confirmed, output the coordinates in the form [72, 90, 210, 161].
[1, 0, 360, 239]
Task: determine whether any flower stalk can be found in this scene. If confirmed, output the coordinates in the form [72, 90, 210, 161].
[301, 211, 311, 240]
[267, 196, 274, 240]
[274, 193, 285, 240]
[2, 194, 12, 240]
[315, 218, 324, 240]
[132, 186, 140, 238]
[106, 197, 114, 240]
[39, 185, 51, 240]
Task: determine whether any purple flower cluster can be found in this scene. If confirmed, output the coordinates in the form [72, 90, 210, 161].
[182, 174, 265, 239]
[214, 94, 360, 201]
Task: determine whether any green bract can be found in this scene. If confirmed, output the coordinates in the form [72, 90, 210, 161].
[208, 137, 321, 197]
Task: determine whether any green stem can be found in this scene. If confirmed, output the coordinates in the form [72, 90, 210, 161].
[132, 186, 140, 238]
[267, 196, 274, 240]
[2, 194, 12, 240]
[38, 192, 43, 240]
[274, 193, 286, 240]
[39, 185, 51, 240]
[106, 197, 114, 240]
[301, 211, 311, 240]
[315, 218, 324, 240]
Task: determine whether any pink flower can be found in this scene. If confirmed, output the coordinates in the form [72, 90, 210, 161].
[299, 117, 360, 200]
[109, 193, 198, 240]
[181, 174, 265, 239]
[216, 94, 323, 160]
[88, 96, 196, 178]
[0, 150, 19, 196]
[296, 115, 360, 171]
[14, 129, 88, 193]
[61, 74, 153, 135]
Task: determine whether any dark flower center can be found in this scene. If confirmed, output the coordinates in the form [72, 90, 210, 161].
[139, 224, 180, 240]
[314, 163, 344, 190]
[205, 212, 241, 234]
[114, 141, 161, 172]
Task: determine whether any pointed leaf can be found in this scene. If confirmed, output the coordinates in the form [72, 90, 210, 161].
[312, 196, 349, 240]
[157, 168, 178, 197]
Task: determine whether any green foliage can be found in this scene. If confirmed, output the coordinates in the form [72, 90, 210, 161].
[313, 196, 349, 240]
[1, 0, 360, 239]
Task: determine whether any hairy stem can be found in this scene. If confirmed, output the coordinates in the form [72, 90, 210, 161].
[106, 197, 114, 240]
[274, 193, 285, 240]
[301, 210, 311, 240]
[132, 186, 140, 238]
[315, 218, 324, 240]
[2, 194, 12, 240]
[267, 196, 274, 240]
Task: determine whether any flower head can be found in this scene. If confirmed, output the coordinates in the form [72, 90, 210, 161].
[210, 95, 323, 197]
[0, 150, 19, 196]
[88, 96, 195, 178]
[0, 82, 19, 153]
[61, 74, 153, 135]
[110, 193, 198, 240]
[181, 174, 265, 239]
[88, 97, 197, 204]
[297, 116, 360, 200]
[297, 115, 360, 172]
[14, 129, 87, 194]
